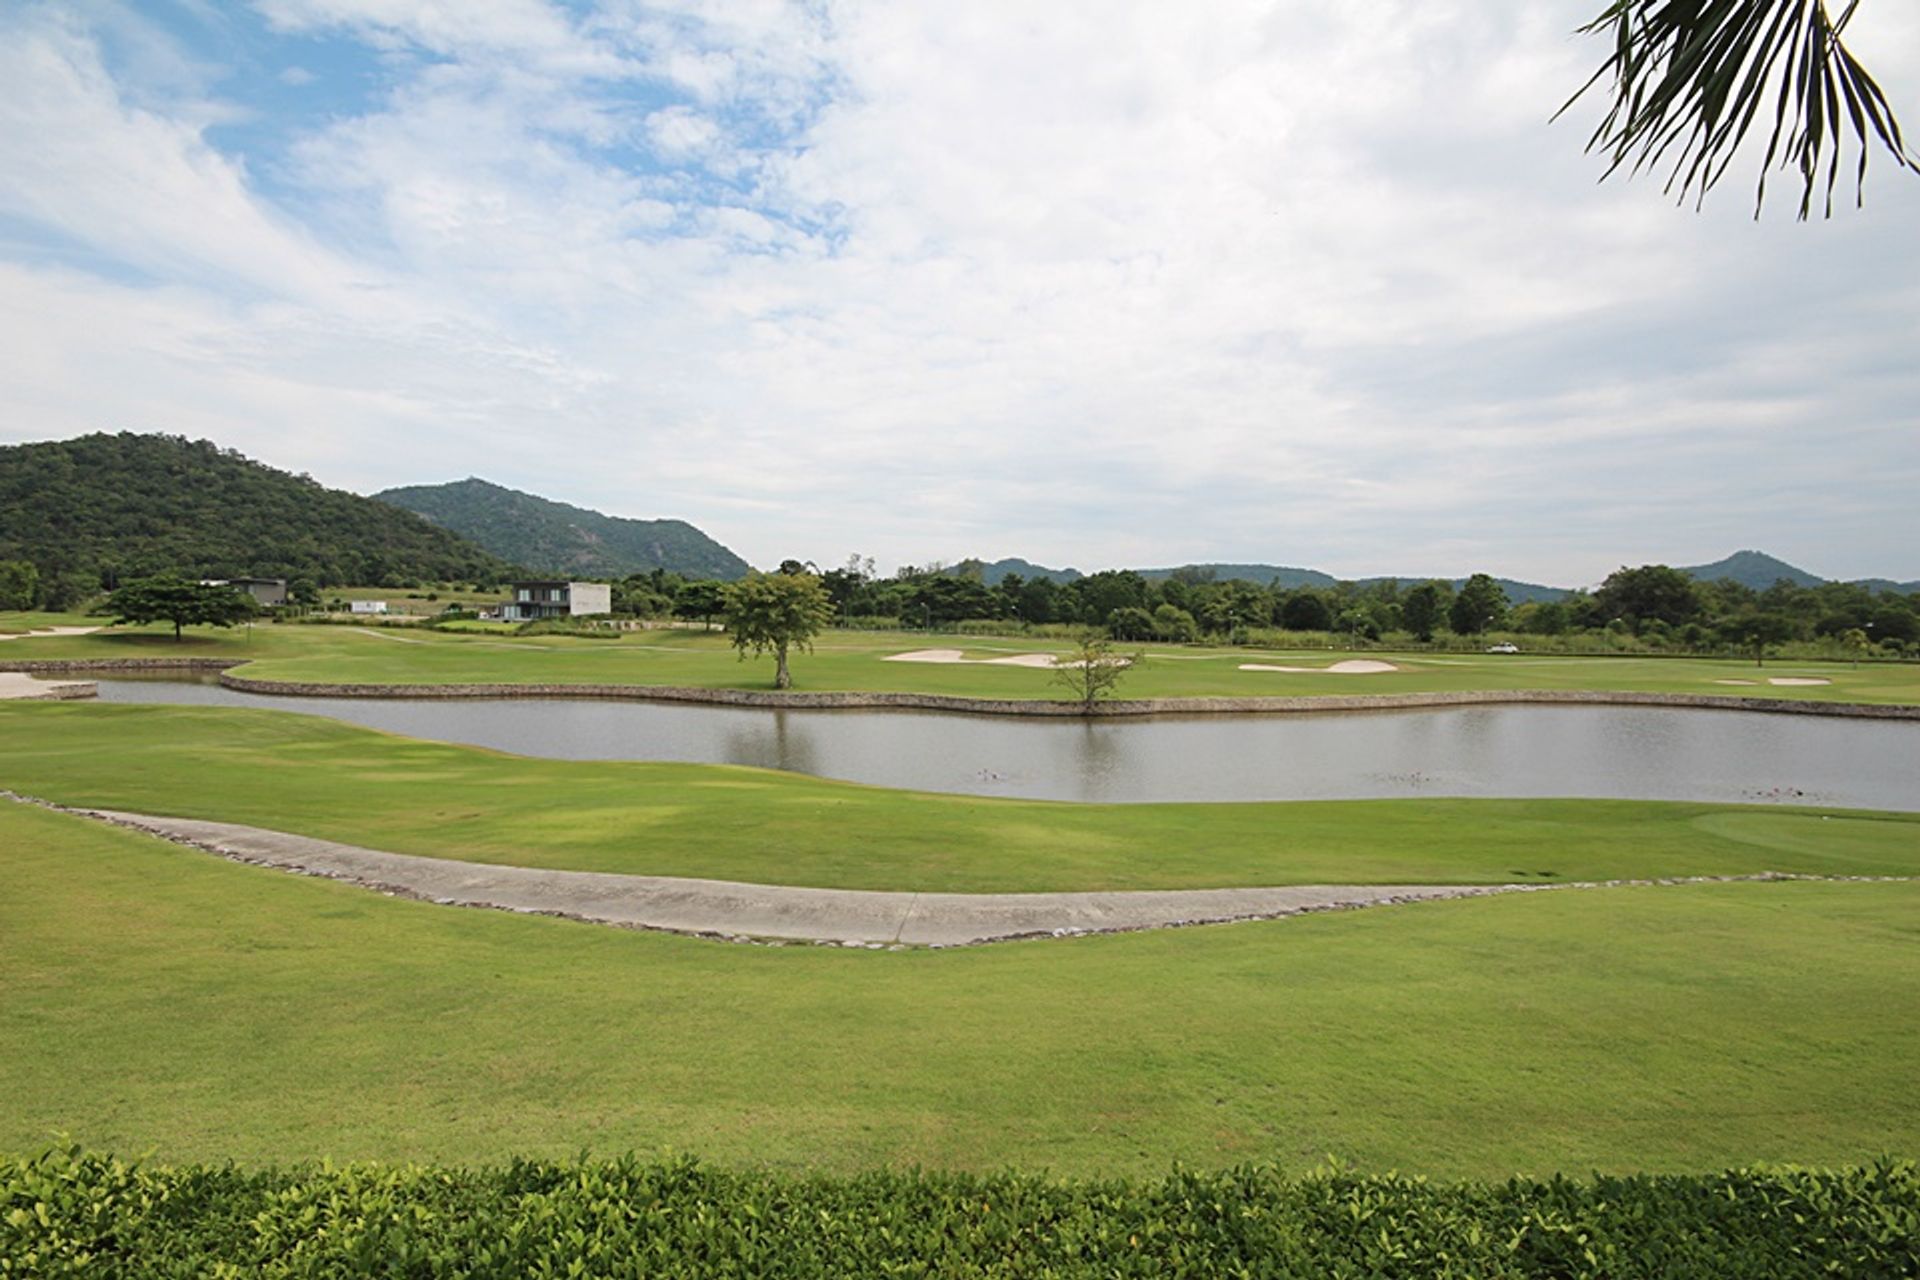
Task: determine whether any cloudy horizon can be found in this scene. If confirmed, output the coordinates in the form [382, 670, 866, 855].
[2, 1, 1916, 586]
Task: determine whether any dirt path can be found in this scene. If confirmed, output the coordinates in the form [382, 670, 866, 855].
[23, 803, 1896, 948]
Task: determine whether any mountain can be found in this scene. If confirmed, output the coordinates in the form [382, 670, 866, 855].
[1136, 564, 1566, 604]
[1138, 563, 1336, 589]
[955, 557, 1084, 585]
[377, 478, 751, 581]
[1677, 550, 1826, 590]
[0, 432, 515, 588]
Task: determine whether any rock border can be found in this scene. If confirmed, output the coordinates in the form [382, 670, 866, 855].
[215, 674, 1920, 721]
[3, 657, 1914, 721]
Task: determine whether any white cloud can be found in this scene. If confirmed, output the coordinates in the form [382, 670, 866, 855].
[0, 0, 1915, 581]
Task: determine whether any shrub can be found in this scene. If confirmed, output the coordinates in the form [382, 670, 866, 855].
[2, 1149, 1915, 1278]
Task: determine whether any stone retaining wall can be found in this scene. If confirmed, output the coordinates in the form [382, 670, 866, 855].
[0, 658, 240, 674]
[4, 656, 1910, 720]
[215, 673, 1920, 721]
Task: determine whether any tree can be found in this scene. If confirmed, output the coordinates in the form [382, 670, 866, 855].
[1449, 574, 1510, 636]
[1840, 626, 1870, 666]
[1279, 590, 1334, 633]
[1106, 605, 1157, 642]
[1721, 610, 1797, 665]
[1050, 637, 1138, 714]
[723, 572, 833, 689]
[1152, 603, 1199, 643]
[0, 560, 39, 611]
[1592, 564, 1701, 632]
[1565, 0, 1916, 217]
[1402, 581, 1448, 642]
[105, 575, 256, 640]
[673, 580, 728, 629]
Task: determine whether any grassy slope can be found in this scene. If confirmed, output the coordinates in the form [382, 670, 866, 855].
[1, 702, 1916, 891]
[4, 617, 1918, 704]
[4, 801, 1916, 1176]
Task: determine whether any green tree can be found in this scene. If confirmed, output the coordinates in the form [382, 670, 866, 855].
[1402, 581, 1448, 642]
[0, 560, 39, 611]
[105, 576, 256, 641]
[723, 572, 833, 689]
[1721, 610, 1797, 666]
[1279, 590, 1334, 633]
[1840, 626, 1870, 667]
[673, 580, 728, 629]
[1593, 564, 1701, 632]
[1566, 0, 1916, 217]
[1050, 637, 1139, 714]
[1449, 574, 1510, 636]
[1152, 603, 1199, 643]
[1106, 605, 1157, 642]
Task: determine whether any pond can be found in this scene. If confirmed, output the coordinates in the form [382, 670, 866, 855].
[90, 677, 1920, 810]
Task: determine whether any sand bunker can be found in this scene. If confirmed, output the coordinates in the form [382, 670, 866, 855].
[1714, 679, 1759, 686]
[1238, 660, 1401, 675]
[1768, 677, 1831, 687]
[0, 673, 91, 700]
[0, 625, 101, 642]
[887, 648, 1069, 669]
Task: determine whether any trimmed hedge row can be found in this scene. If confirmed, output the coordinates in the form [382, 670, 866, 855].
[3, 1150, 1916, 1278]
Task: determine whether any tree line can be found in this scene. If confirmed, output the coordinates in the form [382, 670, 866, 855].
[602, 558, 1919, 658]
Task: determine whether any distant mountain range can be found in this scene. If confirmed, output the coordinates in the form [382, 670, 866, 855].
[955, 549, 1915, 599]
[960, 558, 1564, 603]
[377, 478, 751, 581]
[0, 432, 515, 587]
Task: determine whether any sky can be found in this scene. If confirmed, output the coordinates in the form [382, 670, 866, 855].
[1, 1, 1916, 587]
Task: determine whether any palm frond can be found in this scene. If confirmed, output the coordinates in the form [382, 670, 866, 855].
[1560, 0, 1917, 218]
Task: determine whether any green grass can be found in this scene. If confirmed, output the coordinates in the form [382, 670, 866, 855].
[3, 702, 1917, 891]
[3, 799, 1916, 1177]
[4, 615, 1917, 704]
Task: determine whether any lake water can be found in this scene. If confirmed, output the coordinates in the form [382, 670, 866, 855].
[90, 677, 1920, 810]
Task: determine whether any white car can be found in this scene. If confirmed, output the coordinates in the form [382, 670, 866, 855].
[1486, 642, 1520, 654]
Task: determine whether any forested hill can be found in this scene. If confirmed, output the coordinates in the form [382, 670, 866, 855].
[1678, 550, 1827, 590]
[376, 478, 751, 580]
[0, 433, 517, 590]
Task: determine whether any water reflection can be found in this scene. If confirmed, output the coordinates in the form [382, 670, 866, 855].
[88, 679, 1920, 811]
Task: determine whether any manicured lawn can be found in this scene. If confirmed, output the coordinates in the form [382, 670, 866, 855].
[2, 702, 1916, 891]
[4, 616, 1917, 704]
[3, 800, 1915, 1177]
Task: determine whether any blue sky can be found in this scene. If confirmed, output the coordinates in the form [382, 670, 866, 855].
[1, 0, 1916, 585]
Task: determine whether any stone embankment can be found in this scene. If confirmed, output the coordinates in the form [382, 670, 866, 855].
[3, 655, 1912, 720]
[0, 658, 238, 674]
[215, 673, 1920, 720]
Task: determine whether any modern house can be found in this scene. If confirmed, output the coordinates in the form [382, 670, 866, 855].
[201, 577, 288, 606]
[500, 581, 612, 622]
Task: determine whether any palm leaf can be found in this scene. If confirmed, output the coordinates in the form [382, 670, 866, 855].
[1560, 0, 1917, 217]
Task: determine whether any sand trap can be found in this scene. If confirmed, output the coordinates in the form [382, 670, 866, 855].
[0, 673, 92, 700]
[887, 648, 1069, 669]
[0, 625, 101, 642]
[1239, 660, 1401, 675]
[1714, 679, 1759, 686]
[1768, 677, 1831, 687]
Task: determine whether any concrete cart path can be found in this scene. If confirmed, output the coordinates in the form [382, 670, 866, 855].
[74, 808, 1543, 946]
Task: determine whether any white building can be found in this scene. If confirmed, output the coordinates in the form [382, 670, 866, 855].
[350, 600, 389, 615]
[500, 581, 612, 622]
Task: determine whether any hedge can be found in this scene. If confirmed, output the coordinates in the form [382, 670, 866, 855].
[3, 1149, 1915, 1278]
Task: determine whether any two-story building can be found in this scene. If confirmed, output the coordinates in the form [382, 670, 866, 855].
[500, 580, 612, 622]
[201, 577, 288, 606]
